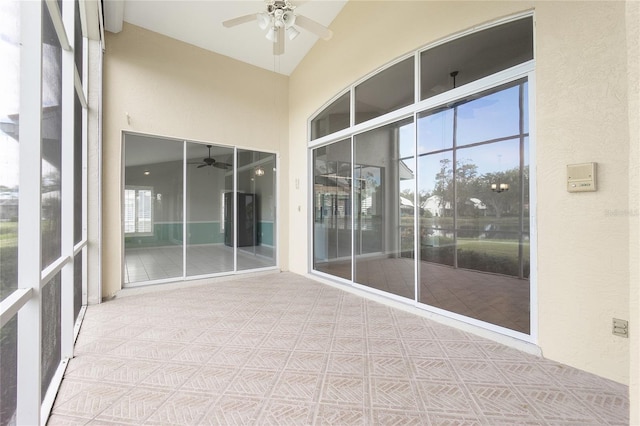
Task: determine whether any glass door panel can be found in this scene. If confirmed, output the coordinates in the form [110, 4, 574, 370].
[313, 140, 352, 280]
[124, 135, 184, 283]
[237, 149, 277, 271]
[186, 143, 234, 276]
[417, 79, 530, 334]
[354, 118, 415, 299]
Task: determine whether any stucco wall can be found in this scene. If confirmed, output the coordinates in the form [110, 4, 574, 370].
[103, 24, 289, 298]
[626, 0, 639, 421]
[289, 0, 635, 386]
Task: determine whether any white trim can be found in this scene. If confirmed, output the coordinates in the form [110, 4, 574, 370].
[527, 70, 538, 344]
[17, 0, 43, 422]
[0, 289, 33, 329]
[40, 357, 70, 425]
[182, 141, 187, 279]
[44, 0, 71, 51]
[41, 256, 72, 287]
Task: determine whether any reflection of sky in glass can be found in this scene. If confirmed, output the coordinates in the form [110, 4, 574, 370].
[458, 139, 520, 175]
[457, 85, 520, 146]
[418, 109, 453, 154]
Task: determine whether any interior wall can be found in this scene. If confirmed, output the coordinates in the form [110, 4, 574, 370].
[103, 23, 289, 298]
[289, 0, 635, 387]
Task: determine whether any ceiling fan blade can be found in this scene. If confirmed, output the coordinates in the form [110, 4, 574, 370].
[222, 13, 258, 28]
[273, 27, 284, 56]
[197, 164, 208, 168]
[295, 14, 332, 40]
[213, 162, 230, 169]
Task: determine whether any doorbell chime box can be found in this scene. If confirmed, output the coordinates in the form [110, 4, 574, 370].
[567, 162, 597, 192]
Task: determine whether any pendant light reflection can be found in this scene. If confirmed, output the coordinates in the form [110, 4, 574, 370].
[255, 166, 265, 177]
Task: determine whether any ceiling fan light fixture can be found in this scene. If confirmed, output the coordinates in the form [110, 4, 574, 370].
[282, 11, 296, 28]
[286, 26, 300, 40]
[257, 12, 270, 30]
[265, 27, 277, 42]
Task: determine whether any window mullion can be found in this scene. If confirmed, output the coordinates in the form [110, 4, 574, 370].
[16, 1, 44, 424]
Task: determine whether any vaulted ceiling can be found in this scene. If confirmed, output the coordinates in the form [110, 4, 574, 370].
[103, 0, 347, 75]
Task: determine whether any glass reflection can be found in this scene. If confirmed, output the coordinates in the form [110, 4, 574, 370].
[186, 143, 234, 276]
[124, 136, 183, 283]
[418, 79, 530, 334]
[313, 140, 352, 280]
[237, 149, 277, 271]
[354, 118, 415, 299]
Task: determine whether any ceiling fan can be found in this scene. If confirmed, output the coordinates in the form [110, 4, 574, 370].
[189, 145, 232, 169]
[222, 0, 333, 56]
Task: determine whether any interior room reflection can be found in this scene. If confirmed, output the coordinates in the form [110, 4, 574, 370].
[124, 135, 276, 284]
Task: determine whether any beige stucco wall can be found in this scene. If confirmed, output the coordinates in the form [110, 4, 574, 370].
[102, 23, 290, 298]
[289, 0, 636, 387]
[627, 0, 639, 421]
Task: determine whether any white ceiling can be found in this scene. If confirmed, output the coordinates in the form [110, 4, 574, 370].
[109, 0, 347, 76]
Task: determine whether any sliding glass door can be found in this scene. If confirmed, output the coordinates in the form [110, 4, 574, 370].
[123, 134, 277, 285]
[186, 142, 234, 276]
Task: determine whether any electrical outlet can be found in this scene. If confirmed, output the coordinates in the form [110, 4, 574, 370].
[612, 318, 628, 338]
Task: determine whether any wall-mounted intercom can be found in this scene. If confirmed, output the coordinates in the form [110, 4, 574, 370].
[567, 162, 597, 192]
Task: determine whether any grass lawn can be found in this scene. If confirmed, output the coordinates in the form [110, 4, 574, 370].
[0, 221, 18, 248]
[457, 238, 529, 262]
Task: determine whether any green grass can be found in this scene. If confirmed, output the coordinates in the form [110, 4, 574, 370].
[0, 221, 18, 248]
[457, 238, 529, 262]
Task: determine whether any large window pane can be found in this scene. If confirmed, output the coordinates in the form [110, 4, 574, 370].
[313, 140, 352, 281]
[124, 135, 184, 283]
[354, 118, 415, 299]
[418, 80, 530, 334]
[185, 143, 234, 276]
[42, 6, 63, 268]
[236, 149, 277, 271]
[0, 0, 20, 304]
[311, 92, 350, 140]
[355, 57, 414, 124]
[421, 17, 533, 100]
[41, 273, 61, 400]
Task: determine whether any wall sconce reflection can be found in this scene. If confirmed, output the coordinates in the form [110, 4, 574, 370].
[491, 183, 509, 193]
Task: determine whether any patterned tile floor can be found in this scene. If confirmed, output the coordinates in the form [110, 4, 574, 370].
[48, 272, 628, 425]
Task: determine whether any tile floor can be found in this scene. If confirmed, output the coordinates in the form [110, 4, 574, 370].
[48, 272, 628, 425]
[125, 245, 275, 284]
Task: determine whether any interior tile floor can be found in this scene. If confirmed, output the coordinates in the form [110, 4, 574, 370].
[125, 245, 275, 284]
[48, 272, 628, 425]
